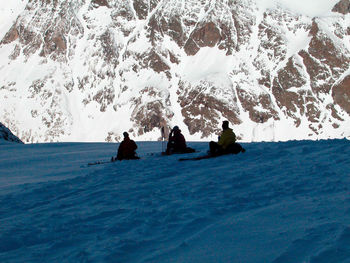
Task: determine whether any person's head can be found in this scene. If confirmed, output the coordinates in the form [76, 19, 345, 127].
[172, 126, 180, 133]
[222, 120, 229, 130]
[123, 132, 129, 138]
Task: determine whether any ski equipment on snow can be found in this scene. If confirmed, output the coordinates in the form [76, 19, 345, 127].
[161, 126, 166, 153]
[178, 155, 214, 161]
[179, 148, 246, 161]
[88, 160, 113, 166]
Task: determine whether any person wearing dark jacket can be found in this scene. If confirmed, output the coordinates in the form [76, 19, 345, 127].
[166, 126, 186, 154]
[166, 126, 195, 155]
[112, 132, 139, 161]
[209, 121, 245, 156]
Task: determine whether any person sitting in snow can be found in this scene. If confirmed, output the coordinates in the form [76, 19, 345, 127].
[166, 126, 195, 155]
[112, 132, 139, 161]
[209, 120, 245, 156]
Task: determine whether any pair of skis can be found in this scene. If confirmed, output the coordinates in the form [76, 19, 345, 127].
[88, 153, 217, 165]
[88, 157, 117, 166]
[178, 155, 214, 161]
[88, 160, 112, 166]
[88, 156, 141, 166]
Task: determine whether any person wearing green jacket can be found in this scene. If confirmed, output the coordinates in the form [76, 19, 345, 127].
[209, 121, 245, 156]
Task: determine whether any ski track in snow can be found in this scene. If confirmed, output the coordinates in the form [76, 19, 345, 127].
[0, 140, 349, 262]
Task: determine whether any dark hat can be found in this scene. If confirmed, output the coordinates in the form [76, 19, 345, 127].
[123, 132, 129, 138]
[172, 126, 179, 131]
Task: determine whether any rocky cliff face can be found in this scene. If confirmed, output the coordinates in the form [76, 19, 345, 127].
[0, 122, 23, 143]
[0, 0, 349, 142]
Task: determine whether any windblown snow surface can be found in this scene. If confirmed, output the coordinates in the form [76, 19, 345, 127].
[0, 139, 350, 262]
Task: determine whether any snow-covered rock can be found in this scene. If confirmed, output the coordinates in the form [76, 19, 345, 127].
[0, 0, 349, 143]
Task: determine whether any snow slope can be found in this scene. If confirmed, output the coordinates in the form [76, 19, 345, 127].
[257, 0, 339, 17]
[0, 139, 349, 262]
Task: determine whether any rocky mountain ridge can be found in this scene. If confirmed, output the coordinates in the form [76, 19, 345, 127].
[0, 122, 23, 143]
[0, 0, 349, 142]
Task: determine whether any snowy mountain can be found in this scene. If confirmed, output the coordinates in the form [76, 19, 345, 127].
[0, 0, 350, 143]
[0, 122, 23, 144]
[0, 140, 349, 262]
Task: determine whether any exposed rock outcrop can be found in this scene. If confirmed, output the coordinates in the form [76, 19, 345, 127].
[333, 75, 350, 114]
[332, 0, 350, 15]
[0, 122, 24, 144]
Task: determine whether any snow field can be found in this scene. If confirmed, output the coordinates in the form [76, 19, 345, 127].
[0, 139, 349, 262]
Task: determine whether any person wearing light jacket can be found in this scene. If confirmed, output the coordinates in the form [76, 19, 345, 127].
[209, 121, 245, 155]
